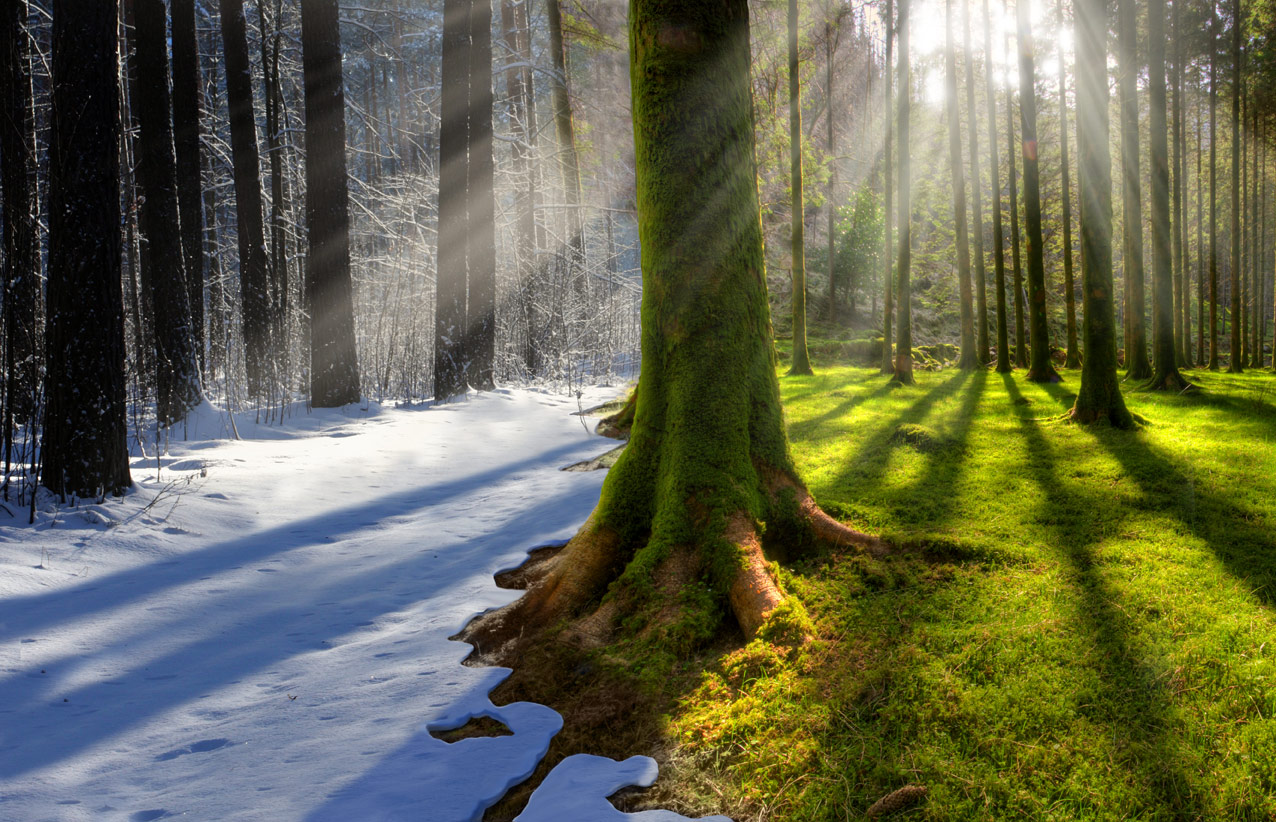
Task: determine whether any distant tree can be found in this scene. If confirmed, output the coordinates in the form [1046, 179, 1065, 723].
[546, 0, 585, 279]
[1071, 0, 1133, 426]
[787, 0, 813, 376]
[435, 0, 470, 400]
[1228, 0, 1242, 373]
[301, 0, 362, 407]
[1118, 0, 1151, 380]
[892, 0, 914, 384]
[133, 0, 202, 426]
[1146, 0, 1193, 390]
[1170, 0, 1191, 366]
[985, 0, 1010, 373]
[1017, 0, 1060, 382]
[946, 0, 976, 369]
[1209, 1, 1219, 370]
[1006, 42, 1027, 369]
[462, 0, 881, 655]
[171, 0, 205, 375]
[1058, 0, 1081, 369]
[964, 0, 989, 364]
[42, 0, 132, 497]
[881, 0, 895, 376]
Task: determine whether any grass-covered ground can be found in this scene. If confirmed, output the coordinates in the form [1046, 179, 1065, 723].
[651, 365, 1276, 821]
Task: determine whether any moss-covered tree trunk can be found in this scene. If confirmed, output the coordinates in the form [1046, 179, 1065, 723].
[1146, 0, 1192, 391]
[946, 0, 976, 370]
[892, 0, 914, 384]
[1058, 0, 1080, 369]
[985, 0, 1010, 373]
[964, 0, 989, 365]
[1118, 0, 1151, 381]
[1017, 0, 1059, 383]
[1071, 0, 1132, 427]
[461, 0, 881, 659]
[787, 0, 813, 376]
[1227, 0, 1242, 373]
[880, 0, 895, 376]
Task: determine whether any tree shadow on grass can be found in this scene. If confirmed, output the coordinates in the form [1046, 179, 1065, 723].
[1002, 375, 1208, 818]
[787, 379, 899, 441]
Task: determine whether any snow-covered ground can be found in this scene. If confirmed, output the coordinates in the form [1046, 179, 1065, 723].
[0, 388, 728, 822]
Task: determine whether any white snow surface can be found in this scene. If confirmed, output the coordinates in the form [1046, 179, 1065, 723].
[0, 388, 729, 822]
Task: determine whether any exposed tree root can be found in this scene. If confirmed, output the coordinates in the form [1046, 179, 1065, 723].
[1144, 371, 1198, 393]
[594, 391, 636, 440]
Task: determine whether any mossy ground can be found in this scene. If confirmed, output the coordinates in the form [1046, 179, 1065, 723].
[641, 364, 1276, 820]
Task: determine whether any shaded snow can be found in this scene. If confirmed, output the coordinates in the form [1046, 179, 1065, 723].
[0, 388, 727, 821]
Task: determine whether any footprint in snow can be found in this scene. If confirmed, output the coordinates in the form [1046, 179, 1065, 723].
[130, 810, 171, 821]
[155, 738, 231, 761]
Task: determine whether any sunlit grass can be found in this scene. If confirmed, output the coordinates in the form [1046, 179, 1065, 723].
[663, 363, 1276, 820]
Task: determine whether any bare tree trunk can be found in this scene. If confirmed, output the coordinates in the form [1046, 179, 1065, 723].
[965, 0, 988, 364]
[1119, 0, 1151, 379]
[946, 0, 975, 369]
[1006, 38, 1026, 369]
[171, 0, 205, 377]
[881, 0, 895, 375]
[1227, 0, 1241, 372]
[986, 0, 1009, 373]
[892, 0, 914, 384]
[546, 0, 585, 281]
[466, 0, 496, 389]
[1059, 0, 1080, 368]
[787, 0, 813, 376]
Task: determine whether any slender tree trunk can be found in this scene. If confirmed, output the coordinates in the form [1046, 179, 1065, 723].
[171, 0, 205, 377]
[986, 0, 1010, 373]
[220, 0, 272, 397]
[1171, 0, 1190, 366]
[892, 0, 914, 384]
[947, 0, 976, 369]
[1071, 0, 1132, 426]
[1197, 94, 1206, 365]
[825, 21, 838, 323]
[1146, 0, 1191, 389]
[965, 0, 988, 364]
[44, 0, 132, 497]
[1250, 88, 1261, 366]
[1227, 0, 1241, 372]
[435, 0, 470, 400]
[787, 0, 813, 375]
[1119, 0, 1151, 379]
[259, 0, 289, 386]
[301, 0, 361, 406]
[1059, 0, 1080, 368]
[1007, 47, 1026, 370]
[466, 0, 496, 389]
[134, 0, 201, 426]
[547, 0, 585, 281]
[1018, 0, 1058, 381]
[881, 0, 895, 375]
[1209, 3, 1219, 369]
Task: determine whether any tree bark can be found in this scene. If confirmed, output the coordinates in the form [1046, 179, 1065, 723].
[946, 0, 975, 369]
[435, 0, 470, 400]
[1171, 0, 1190, 366]
[547, 0, 585, 282]
[172, 0, 205, 377]
[965, 0, 988, 365]
[892, 0, 914, 384]
[301, 0, 362, 407]
[786, 0, 813, 376]
[466, 0, 496, 389]
[985, 0, 1010, 373]
[1209, 3, 1219, 370]
[1118, 0, 1151, 379]
[1059, 0, 1080, 369]
[43, 0, 132, 497]
[1070, 0, 1132, 426]
[1006, 41, 1026, 370]
[880, 0, 895, 375]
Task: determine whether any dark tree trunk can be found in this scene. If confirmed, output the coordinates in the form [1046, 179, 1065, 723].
[259, 0, 289, 383]
[466, 0, 496, 389]
[1171, 0, 1190, 366]
[985, 0, 1009, 373]
[134, 0, 201, 426]
[301, 0, 362, 407]
[892, 0, 914, 384]
[547, 0, 585, 280]
[171, 0, 205, 377]
[1118, 0, 1151, 380]
[1059, 0, 1080, 368]
[1228, 0, 1242, 372]
[435, 0, 470, 400]
[1209, 4, 1219, 370]
[787, 0, 813, 376]
[1146, 0, 1191, 390]
[43, 0, 132, 497]
[1007, 49, 1026, 369]
[219, 0, 272, 396]
[881, 0, 895, 375]
[1017, 0, 1059, 382]
[503, 0, 538, 372]
[1070, 0, 1132, 426]
[965, 0, 988, 364]
[946, 0, 976, 369]
[1, 0, 38, 433]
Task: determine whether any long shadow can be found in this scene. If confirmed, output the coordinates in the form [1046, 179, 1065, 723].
[0, 481, 600, 781]
[1002, 375, 1207, 817]
[0, 436, 599, 642]
[787, 379, 898, 441]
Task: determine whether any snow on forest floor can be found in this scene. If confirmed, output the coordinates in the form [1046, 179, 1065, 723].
[0, 388, 729, 822]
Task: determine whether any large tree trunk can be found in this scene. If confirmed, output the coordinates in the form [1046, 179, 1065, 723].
[985, 0, 1010, 373]
[1017, 0, 1059, 382]
[461, 0, 881, 659]
[435, 0, 470, 400]
[43, 0, 132, 497]
[1118, 0, 1151, 380]
[219, 0, 273, 397]
[466, 0, 496, 389]
[1, 0, 38, 437]
[965, 0, 988, 365]
[892, 0, 914, 384]
[301, 0, 361, 407]
[1145, 0, 1191, 390]
[1070, 0, 1132, 426]
[1006, 49, 1027, 370]
[171, 0, 205, 378]
[1058, 0, 1080, 369]
[946, 0, 976, 369]
[1228, 0, 1242, 372]
[880, 0, 895, 375]
[133, 0, 202, 426]
[786, 0, 813, 376]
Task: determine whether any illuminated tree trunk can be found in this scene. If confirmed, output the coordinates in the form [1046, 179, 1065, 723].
[43, 0, 132, 497]
[466, 0, 496, 389]
[985, 0, 1010, 373]
[1006, 47, 1026, 369]
[1071, 0, 1132, 426]
[1228, 0, 1242, 372]
[435, 0, 470, 400]
[1058, 0, 1080, 369]
[892, 0, 914, 384]
[946, 0, 975, 369]
[1209, 4, 1219, 370]
[1171, 0, 1190, 366]
[1118, 0, 1151, 380]
[881, 0, 895, 375]
[964, 0, 988, 364]
[787, 0, 813, 376]
[1017, 0, 1059, 382]
[461, 0, 882, 657]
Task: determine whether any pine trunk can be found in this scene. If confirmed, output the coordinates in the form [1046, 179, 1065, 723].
[946, 0, 976, 369]
[1059, 0, 1080, 368]
[466, 0, 496, 389]
[787, 0, 813, 376]
[985, 0, 1010, 373]
[965, 0, 989, 364]
[893, 0, 914, 383]
[1118, 0, 1151, 380]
